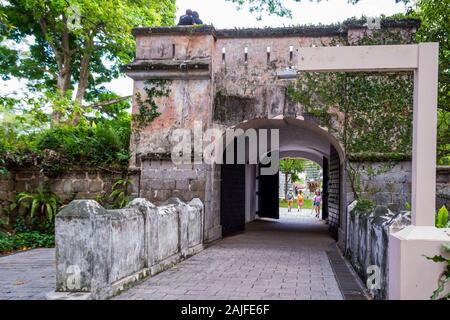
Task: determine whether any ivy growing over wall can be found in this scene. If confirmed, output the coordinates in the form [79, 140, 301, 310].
[286, 26, 417, 201]
[288, 72, 414, 157]
[287, 26, 416, 160]
[134, 79, 171, 129]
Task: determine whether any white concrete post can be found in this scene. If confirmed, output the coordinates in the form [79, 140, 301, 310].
[296, 43, 450, 300]
[411, 43, 439, 226]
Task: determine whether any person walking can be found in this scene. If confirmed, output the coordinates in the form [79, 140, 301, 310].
[313, 191, 322, 219]
[178, 9, 194, 26]
[286, 189, 294, 212]
[297, 190, 304, 212]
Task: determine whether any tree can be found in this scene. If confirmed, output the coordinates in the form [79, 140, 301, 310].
[412, 0, 450, 165]
[0, 0, 176, 122]
[226, 0, 410, 19]
[279, 158, 306, 199]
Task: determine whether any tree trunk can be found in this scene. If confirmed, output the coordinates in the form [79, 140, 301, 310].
[75, 37, 94, 105]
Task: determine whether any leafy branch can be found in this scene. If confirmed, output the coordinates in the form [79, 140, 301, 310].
[134, 80, 171, 129]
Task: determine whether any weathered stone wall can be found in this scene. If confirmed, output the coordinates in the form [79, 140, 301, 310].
[0, 168, 132, 223]
[346, 201, 411, 300]
[124, 21, 421, 243]
[49, 197, 203, 300]
[346, 161, 412, 211]
[139, 160, 206, 204]
[437, 166, 450, 210]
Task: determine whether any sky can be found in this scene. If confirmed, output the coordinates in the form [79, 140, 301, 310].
[176, 0, 407, 28]
[1, 0, 408, 100]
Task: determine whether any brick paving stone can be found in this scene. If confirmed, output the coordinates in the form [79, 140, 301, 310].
[115, 209, 343, 300]
[0, 248, 54, 300]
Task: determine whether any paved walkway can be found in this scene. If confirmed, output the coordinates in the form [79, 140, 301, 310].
[0, 248, 54, 300]
[0, 209, 343, 300]
[115, 209, 342, 300]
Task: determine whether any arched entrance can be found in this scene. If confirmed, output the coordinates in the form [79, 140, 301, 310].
[219, 117, 345, 242]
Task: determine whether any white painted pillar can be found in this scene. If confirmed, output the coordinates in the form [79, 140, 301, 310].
[293, 43, 449, 299]
[389, 43, 450, 300]
[411, 43, 439, 226]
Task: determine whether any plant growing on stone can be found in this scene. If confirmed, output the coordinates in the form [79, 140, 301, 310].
[134, 80, 171, 129]
[109, 177, 132, 209]
[424, 243, 450, 300]
[351, 199, 375, 217]
[279, 158, 306, 198]
[12, 187, 62, 223]
[435, 206, 449, 228]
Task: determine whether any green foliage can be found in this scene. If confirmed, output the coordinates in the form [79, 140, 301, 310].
[36, 121, 131, 169]
[12, 186, 62, 222]
[0, 0, 176, 119]
[135, 80, 171, 129]
[288, 71, 414, 157]
[279, 158, 307, 198]
[436, 206, 449, 228]
[351, 199, 375, 216]
[424, 244, 450, 300]
[226, 0, 303, 19]
[0, 231, 54, 255]
[109, 177, 132, 209]
[279, 158, 306, 181]
[405, 202, 411, 211]
[413, 0, 450, 165]
[0, 107, 132, 173]
[279, 199, 313, 210]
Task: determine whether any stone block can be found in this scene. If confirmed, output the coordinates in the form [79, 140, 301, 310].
[88, 180, 103, 193]
[0, 180, 11, 192]
[109, 208, 146, 283]
[73, 172, 87, 179]
[15, 171, 35, 180]
[190, 180, 206, 192]
[72, 180, 88, 193]
[55, 200, 110, 295]
[175, 180, 189, 190]
[63, 180, 73, 194]
[0, 191, 8, 201]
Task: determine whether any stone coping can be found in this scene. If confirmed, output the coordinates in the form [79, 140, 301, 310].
[131, 19, 421, 38]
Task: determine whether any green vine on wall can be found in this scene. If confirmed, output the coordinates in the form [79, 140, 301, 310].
[134, 79, 171, 129]
[286, 28, 417, 200]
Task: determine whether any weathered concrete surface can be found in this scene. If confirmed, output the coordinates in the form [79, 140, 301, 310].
[50, 197, 204, 300]
[123, 21, 421, 247]
[346, 201, 411, 299]
[0, 249, 54, 300]
[115, 209, 343, 300]
[346, 161, 413, 211]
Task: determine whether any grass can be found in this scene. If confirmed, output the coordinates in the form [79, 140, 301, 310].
[279, 199, 313, 209]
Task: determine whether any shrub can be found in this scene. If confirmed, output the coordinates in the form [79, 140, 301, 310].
[436, 206, 449, 228]
[13, 187, 62, 222]
[424, 243, 450, 300]
[34, 122, 130, 168]
[351, 198, 375, 216]
[0, 232, 55, 255]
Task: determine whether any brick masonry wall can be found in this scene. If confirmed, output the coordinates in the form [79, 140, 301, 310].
[346, 161, 450, 212]
[346, 161, 412, 211]
[139, 160, 206, 205]
[0, 167, 127, 221]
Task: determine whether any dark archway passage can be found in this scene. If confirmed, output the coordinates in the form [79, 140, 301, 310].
[219, 118, 344, 243]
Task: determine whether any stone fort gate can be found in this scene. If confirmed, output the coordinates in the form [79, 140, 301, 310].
[124, 19, 422, 251]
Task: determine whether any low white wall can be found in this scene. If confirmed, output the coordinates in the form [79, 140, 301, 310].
[50, 197, 204, 300]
